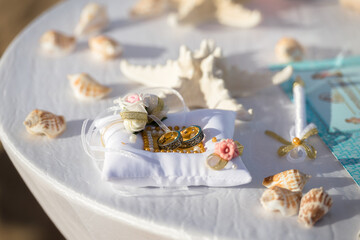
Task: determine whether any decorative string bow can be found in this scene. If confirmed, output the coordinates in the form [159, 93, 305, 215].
[265, 124, 318, 162]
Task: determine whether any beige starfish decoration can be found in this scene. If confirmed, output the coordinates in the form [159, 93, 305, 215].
[130, 0, 261, 28]
[120, 39, 293, 121]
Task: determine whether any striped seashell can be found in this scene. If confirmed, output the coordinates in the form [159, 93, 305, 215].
[89, 35, 122, 60]
[75, 3, 108, 36]
[298, 187, 333, 227]
[40, 30, 76, 56]
[260, 186, 302, 216]
[68, 73, 111, 100]
[24, 110, 66, 138]
[263, 169, 311, 192]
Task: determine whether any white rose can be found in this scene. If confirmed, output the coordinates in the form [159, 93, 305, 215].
[120, 101, 148, 133]
[123, 119, 147, 133]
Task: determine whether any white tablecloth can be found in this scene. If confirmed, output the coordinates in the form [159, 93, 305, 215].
[0, 0, 359, 239]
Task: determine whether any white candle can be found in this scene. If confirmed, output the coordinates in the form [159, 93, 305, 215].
[293, 76, 306, 138]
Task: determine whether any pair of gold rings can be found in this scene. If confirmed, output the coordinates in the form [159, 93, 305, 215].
[157, 125, 204, 150]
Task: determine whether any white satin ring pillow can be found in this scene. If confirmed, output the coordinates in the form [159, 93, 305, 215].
[98, 109, 252, 187]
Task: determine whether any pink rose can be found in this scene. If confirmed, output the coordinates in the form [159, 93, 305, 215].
[214, 139, 239, 161]
[126, 94, 140, 103]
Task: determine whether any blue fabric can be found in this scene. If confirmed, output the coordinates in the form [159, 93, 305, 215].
[270, 56, 360, 186]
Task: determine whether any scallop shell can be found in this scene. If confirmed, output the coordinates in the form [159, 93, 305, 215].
[298, 187, 333, 227]
[40, 30, 76, 55]
[275, 37, 305, 63]
[68, 73, 111, 100]
[260, 186, 302, 216]
[89, 35, 122, 60]
[263, 169, 311, 192]
[24, 110, 66, 138]
[214, 0, 261, 28]
[130, 0, 168, 18]
[74, 3, 108, 36]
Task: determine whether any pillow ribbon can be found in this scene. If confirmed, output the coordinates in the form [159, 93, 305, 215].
[120, 112, 148, 121]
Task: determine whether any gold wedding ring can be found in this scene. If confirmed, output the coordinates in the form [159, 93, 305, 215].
[180, 125, 204, 149]
[157, 130, 183, 150]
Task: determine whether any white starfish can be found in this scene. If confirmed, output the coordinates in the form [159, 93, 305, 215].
[120, 39, 293, 121]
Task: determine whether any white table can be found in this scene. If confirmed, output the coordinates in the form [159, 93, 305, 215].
[0, 0, 359, 239]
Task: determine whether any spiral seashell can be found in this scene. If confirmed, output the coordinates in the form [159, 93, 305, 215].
[23, 110, 66, 138]
[40, 30, 76, 56]
[298, 187, 333, 227]
[275, 37, 304, 63]
[260, 186, 302, 216]
[68, 73, 111, 100]
[89, 35, 122, 60]
[263, 169, 311, 192]
[74, 3, 108, 36]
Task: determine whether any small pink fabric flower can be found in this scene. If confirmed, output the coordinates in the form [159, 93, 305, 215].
[126, 94, 140, 103]
[214, 139, 239, 161]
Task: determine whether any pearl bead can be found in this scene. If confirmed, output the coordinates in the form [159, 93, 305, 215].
[292, 137, 301, 146]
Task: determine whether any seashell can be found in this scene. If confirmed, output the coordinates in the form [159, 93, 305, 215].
[130, 0, 168, 18]
[298, 187, 333, 227]
[68, 73, 111, 100]
[214, 0, 261, 28]
[275, 37, 305, 63]
[263, 169, 311, 192]
[74, 3, 108, 37]
[24, 110, 66, 138]
[40, 30, 76, 56]
[89, 35, 122, 60]
[260, 186, 302, 216]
